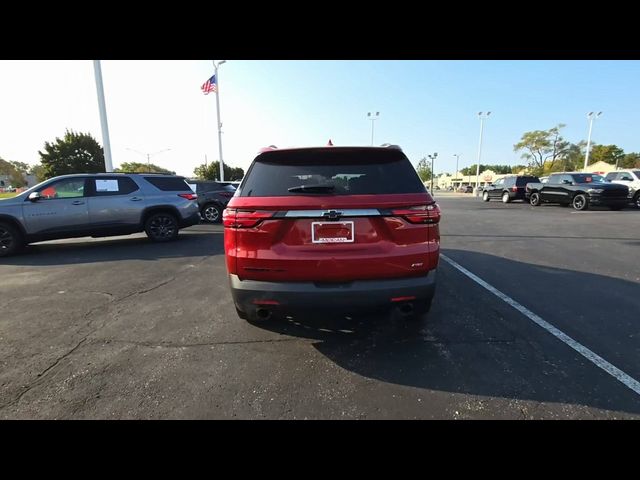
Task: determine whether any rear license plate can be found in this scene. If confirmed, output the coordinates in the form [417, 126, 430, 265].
[311, 221, 354, 244]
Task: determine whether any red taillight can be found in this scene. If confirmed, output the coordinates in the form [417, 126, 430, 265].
[391, 296, 416, 302]
[512, 186, 518, 192]
[178, 193, 198, 200]
[252, 299, 280, 305]
[223, 208, 275, 228]
[391, 204, 441, 224]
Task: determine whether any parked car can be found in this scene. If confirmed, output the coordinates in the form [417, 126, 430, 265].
[187, 180, 236, 223]
[604, 170, 640, 208]
[223, 145, 441, 323]
[464, 185, 473, 193]
[0, 173, 200, 257]
[525, 172, 629, 211]
[482, 175, 540, 203]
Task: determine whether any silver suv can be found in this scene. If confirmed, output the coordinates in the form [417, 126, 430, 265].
[0, 173, 200, 257]
[604, 170, 640, 208]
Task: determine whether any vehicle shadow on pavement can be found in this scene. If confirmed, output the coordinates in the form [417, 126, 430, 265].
[0, 225, 223, 266]
[248, 250, 640, 416]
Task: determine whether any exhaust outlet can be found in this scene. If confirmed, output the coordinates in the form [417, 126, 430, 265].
[398, 303, 414, 315]
[256, 308, 273, 320]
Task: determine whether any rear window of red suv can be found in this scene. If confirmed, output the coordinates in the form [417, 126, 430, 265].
[237, 149, 426, 197]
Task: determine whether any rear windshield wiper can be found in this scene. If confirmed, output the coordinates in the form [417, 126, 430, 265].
[287, 184, 335, 193]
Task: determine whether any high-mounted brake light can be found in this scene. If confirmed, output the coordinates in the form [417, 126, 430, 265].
[223, 209, 275, 228]
[178, 193, 198, 200]
[391, 204, 441, 224]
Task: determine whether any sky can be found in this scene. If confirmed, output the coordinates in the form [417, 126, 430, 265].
[1, 60, 640, 177]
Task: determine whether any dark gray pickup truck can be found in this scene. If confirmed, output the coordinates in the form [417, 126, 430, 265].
[525, 172, 629, 211]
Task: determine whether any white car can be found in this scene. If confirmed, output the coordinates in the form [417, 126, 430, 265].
[604, 170, 640, 208]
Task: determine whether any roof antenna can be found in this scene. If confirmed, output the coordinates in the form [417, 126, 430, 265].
[327, 139, 334, 146]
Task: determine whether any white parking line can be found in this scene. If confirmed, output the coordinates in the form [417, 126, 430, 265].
[440, 253, 640, 397]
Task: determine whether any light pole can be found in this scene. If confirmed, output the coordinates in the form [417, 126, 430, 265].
[475, 111, 491, 196]
[126, 148, 171, 172]
[584, 111, 602, 170]
[428, 152, 438, 193]
[453, 154, 460, 189]
[367, 111, 380, 146]
[213, 60, 227, 181]
[93, 60, 113, 172]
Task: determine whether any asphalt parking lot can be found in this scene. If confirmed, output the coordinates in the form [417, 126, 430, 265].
[1, 194, 639, 419]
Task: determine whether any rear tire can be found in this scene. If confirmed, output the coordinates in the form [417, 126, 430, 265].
[572, 194, 589, 211]
[502, 192, 511, 203]
[145, 212, 179, 242]
[482, 191, 490, 202]
[530, 192, 541, 206]
[405, 294, 434, 321]
[201, 204, 222, 224]
[634, 192, 640, 209]
[0, 222, 22, 258]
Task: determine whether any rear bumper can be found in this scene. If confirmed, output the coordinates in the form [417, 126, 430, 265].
[179, 212, 201, 228]
[229, 270, 437, 314]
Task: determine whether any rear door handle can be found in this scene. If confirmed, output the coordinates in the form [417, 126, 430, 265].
[130, 197, 143, 202]
[72, 200, 85, 205]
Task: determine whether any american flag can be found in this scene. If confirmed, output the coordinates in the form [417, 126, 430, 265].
[201, 74, 217, 95]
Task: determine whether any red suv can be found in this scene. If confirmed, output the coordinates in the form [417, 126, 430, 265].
[223, 145, 441, 322]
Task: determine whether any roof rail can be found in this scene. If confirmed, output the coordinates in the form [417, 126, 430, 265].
[259, 145, 278, 153]
[105, 171, 177, 176]
[380, 143, 402, 150]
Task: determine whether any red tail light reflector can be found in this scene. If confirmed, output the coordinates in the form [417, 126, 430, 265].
[252, 299, 280, 305]
[178, 193, 198, 200]
[511, 186, 518, 192]
[223, 209, 275, 228]
[391, 296, 416, 302]
[391, 204, 441, 224]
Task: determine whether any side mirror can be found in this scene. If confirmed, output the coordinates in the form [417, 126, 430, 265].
[28, 192, 42, 202]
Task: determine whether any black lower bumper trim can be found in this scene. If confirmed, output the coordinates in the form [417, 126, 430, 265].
[180, 212, 201, 228]
[230, 271, 437, 313]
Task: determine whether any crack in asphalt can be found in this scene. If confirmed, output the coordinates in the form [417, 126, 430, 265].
[0, 337, 88, 410]
[0, 256, 214, 412]
[91, 337, 301, 348]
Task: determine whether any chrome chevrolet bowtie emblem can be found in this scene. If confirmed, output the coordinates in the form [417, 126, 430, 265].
[322, 210, 343, 220]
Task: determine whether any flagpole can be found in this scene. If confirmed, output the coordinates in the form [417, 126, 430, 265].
[93, 60, 113, 172]
[213, 60, 226, 182]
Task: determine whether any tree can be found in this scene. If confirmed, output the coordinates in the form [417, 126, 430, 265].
[589, 144, 625, 167]
[193, 161, 244, 181]
[510, 165, 528, 174]
[29, 164, 46, 183]
[622, 153, 640, 168]
[460, 164, 513, 175]
[415, 157, 432, 182]
[9, 161, 30, 174]
[514, 124, 570, 175]
[39, 129, 106, 179]
[115, 162, 174, 174]
[0, 157, 27, 187]
[554, 141, 586, 172]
